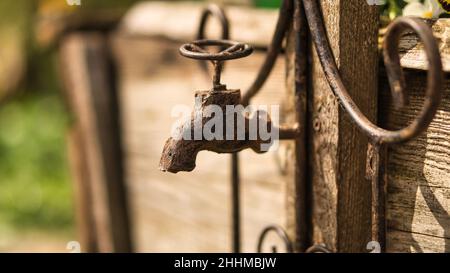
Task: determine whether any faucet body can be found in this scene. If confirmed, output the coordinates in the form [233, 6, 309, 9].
[160, 89, 271, 173]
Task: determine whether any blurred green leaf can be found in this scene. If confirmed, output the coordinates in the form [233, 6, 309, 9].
[0, 90, 73, 231]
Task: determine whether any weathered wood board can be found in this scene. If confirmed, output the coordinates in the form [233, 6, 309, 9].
[307, 4, 450, 253]
[111, 4, 291, 252]
[308, 1, 379, 252]
[380, 70, 450, 253]
[60, 33, 132, 252]
[119, 2, 277, 48]
[398, 19, 450, 72]
[67, 127, 98, 252]
[377, 18, 450, 253]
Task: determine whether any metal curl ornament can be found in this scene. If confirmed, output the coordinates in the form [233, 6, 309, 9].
[303, 0, 443, 145]
[257, 225, 294, 253]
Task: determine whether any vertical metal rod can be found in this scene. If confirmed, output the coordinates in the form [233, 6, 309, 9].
[229, 0, 293, 253]
[294, 0, 309, 252]
[195, 5, 241, 252]
[231, 152, 241, 253]
[213, 61, 224, 89]
[367, 143, 387, 252]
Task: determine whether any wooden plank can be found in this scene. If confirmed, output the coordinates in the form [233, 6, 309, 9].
[396, 19, 450, 72]
[379, 70, 450, 253]
[308, 1, 379, 252]
[37, 1, 253, 47]
[60, 33, 132, 252]
[118, 2, 278, 47]
[284, 28, 298, 252]
[388, 229, 450, 253]
[36, 10, 124, 47]
[66, 127, 97, 253]
[283, 1, 309, 252]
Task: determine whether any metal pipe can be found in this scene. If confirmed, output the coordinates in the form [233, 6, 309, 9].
[293, 0, 310, 252]
[231, 153, 240, 253]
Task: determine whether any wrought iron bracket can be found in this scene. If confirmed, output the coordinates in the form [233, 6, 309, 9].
[160, 0, 443, 253]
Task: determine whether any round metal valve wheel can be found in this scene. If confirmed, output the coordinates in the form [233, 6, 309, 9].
[179, 39, 253, 61]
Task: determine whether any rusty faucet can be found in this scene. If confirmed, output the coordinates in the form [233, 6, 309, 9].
[159, 40, 276, 173]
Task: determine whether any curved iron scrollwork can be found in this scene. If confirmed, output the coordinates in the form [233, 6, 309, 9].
[192, 0, 443, 253]
[241, 0, 294, 106]
[257, 225, 294, 253]
[303, 0, 443, 145]
[180, 39, 253, 91]
[256, 225, 333, 253]
[197, 4, 230, 41]
[305, 244, 333, 253]
[195, 4, 231, 79]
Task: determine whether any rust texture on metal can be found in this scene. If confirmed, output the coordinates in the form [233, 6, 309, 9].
[193, 6, 242, 253]
[159, 89, 272, 173]
[292, 0, 310, 252]
[231, 152, 240, 253]
[180, 40, 253, 61]
[180, 39, 253, 91]
[365, 143, 388, 252]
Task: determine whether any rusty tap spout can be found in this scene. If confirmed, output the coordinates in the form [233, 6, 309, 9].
[159, 89, 274, 173]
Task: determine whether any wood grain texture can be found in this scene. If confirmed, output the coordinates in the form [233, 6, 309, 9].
[67, 127, 98, 253]
[397, 19, 450, 72]
[111, 33, 289, 252]
[379, 70, 450, 253]
[282, 2, 310, 252]
[308, 0, 379, 252]
[284, 27, 299, 252]
[60, 33, 132, 252]
[118, 2, 278, 47]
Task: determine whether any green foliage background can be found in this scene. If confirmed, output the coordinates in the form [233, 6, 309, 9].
[0, 0, 145, 235]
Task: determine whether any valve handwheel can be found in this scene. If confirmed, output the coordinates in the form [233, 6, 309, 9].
[180, 39, 253, 61]
[179, 39, 253, 91]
